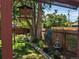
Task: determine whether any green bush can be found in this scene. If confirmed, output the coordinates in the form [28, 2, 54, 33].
[13, 35, 45, 59]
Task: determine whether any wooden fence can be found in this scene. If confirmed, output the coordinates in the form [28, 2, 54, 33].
[42, 27, 77, 51]
[42, 27, 78, 59]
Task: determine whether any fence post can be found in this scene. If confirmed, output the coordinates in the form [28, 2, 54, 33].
[1, 0, 12, 59]
[77, 7, 79, 59]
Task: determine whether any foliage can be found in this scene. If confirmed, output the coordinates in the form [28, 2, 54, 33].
[32, 38, 45, 48]
[12, 19, 31, 29]
[42, 13, 69, 28]
[12, 0, 34, 28]
[13, 35, 45, 59]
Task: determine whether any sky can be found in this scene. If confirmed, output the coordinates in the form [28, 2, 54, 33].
[44, 5, 78, 22]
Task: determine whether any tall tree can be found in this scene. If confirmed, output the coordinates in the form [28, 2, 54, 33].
[42, 13, 68, 28]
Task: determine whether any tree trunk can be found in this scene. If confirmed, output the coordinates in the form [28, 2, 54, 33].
[32, 2, 37, 39]
[36, 0, 42, 39]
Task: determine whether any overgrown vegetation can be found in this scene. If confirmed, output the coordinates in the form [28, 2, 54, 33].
[13, 35, 45, 59]
[42, 11, 69, 28]
[0, 0, 77, 59]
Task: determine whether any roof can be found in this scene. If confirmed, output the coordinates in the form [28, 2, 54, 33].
[72, 22, 78, 25]
[54, 0, 79, 7]
[43, 0, 79, 9]
[44, 0, 79, 6]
